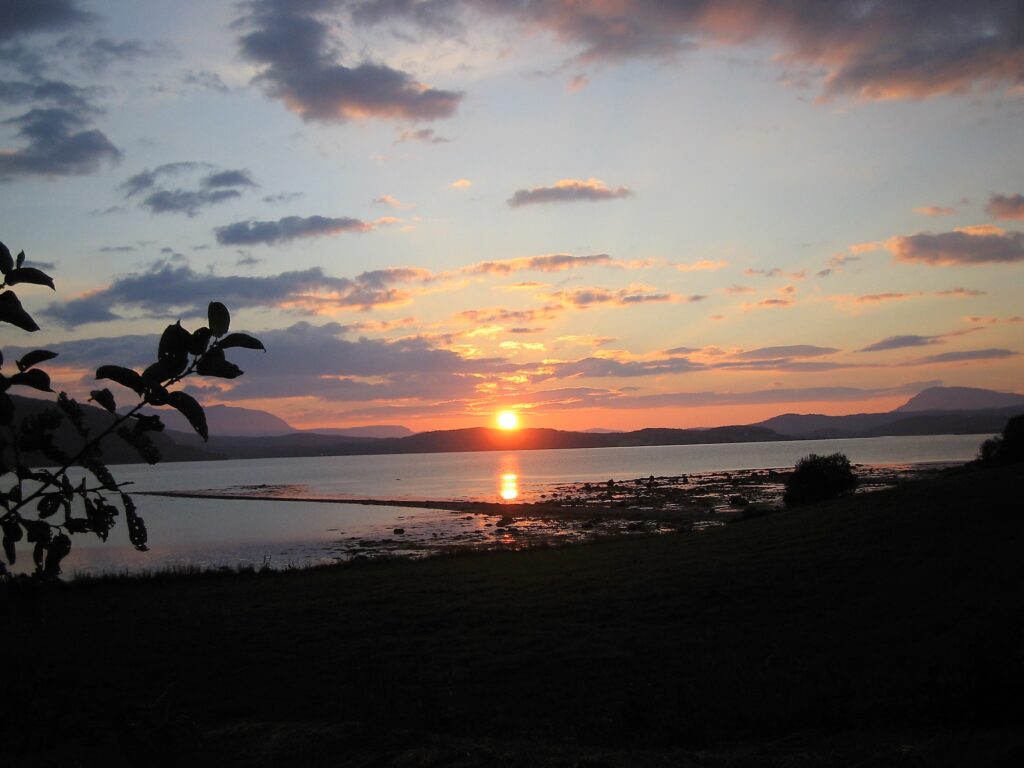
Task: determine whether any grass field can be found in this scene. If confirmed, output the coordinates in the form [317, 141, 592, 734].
[4, 462, 1023, 766]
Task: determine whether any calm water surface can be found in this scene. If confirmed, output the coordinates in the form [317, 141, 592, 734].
[27, 433, 990, 576]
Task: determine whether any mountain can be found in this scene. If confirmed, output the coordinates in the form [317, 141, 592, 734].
[300, 425, 414, 438]
[894, 386, 1024, 413]
[755, 386, 1024, 440]
[7, 395, 220, 466]
[136, 404, 413, 439]
[137, 404, 297, 437]
[163, 424, 785, 461]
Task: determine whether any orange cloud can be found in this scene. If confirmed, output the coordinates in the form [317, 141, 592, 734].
[915, 205, 956, 216]
[674, 259, 728, 272]
[508, 178, 631, 207]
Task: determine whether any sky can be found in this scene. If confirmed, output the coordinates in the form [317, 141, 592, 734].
[2, 0, 1023, 433]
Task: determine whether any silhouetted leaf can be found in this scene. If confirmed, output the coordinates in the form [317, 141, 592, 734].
[16, 250, 24, 269]
[117, 426, 161, 464]
[4, 267, 55, 290]
[58, 393, 88, 435]
[38, 494, 62, 519]
[9, 369, 52, 392]
[16, 349, 57, 372]
[208, 301, 230, 336]
[24, 519, 51, 544]
[123, 493, 148, 551]
[44, 533, 71, 576]
[159, 321, 191, 360]
[143, 357, 186, 385]
[189, 326, 213, 355]
[96, 364, 145, 394]
[0, 290, 39, 332]
[0, 241, 12, 274]
[2, 521, 20, 564]
[166, 391, 208, 440]
[81, 457, 117, 491]
[195, 348, 243, 379]
[219, 332, 265, 351]
[133, 413, 164, 432]
[0, 392, 12, 425]
[90, 388, 117, 413]
[33, 540, 45, 570]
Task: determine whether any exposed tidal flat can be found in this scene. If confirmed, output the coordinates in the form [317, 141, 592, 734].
[6, 460, 1022, 766]
[49, 433, 988, 577]
[44, 434, 987, 577]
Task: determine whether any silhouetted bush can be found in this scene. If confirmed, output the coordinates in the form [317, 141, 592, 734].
[978, 414, 1024, 465]
[1, 238, 263, 579]
[783, 452, 858, 508]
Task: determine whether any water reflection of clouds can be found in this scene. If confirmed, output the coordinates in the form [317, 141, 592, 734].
[499, 455, 520, 501]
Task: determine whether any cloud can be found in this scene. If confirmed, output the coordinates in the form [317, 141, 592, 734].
[14, 321, 513, 405]
[508, 178, 631, 208]
[674, 259, 728, 272]
[119, 163, 258, 216]
[262, 191, 303, 204]
[986, 193, 1024, 221]
[182, 69, 230, 93]
[456, 305, 563, 325]
[887, 225, 1024, 266]
[218, 322, 511, 402]
[141, 188, 243, 216]
[744, 267, 806, 279]
[0, 107, 119, 179]
[724, 284, 755, 294]
[915, 205, 956, 217]
[853, 292, 917, 304]
[935, 287, 986, 297]
[396, 127, 449, 143]
[858, 327, 983, 352]
[908, 348, 1017, 365]
[467, 253, 615, 275]
[450, 178, 472, 189]
[373, 193, 410, 209]
[203, 169, 257, 189]
[734, 345, 839, 360]
[0, 0, 91, 43]
[41, 261, 425, 328]
[535, 356, 706, 381]
[74, 37, 160, 73]
[545, 286, 675, 309]
[745, 298, 792, 309]
[236, 0, 462, 123]
[339, 380, 942, 421]
[350, 1, 1024, 102]
[215, 215, 373, 245]
[0, 78, 97, 112]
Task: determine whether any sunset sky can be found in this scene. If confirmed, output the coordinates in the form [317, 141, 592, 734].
[3, 0, 1023, 432]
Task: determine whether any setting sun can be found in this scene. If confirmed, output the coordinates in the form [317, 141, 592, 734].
[497, 411, 520, 430]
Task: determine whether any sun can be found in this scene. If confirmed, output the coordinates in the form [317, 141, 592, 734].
[496, 410, 520, 430]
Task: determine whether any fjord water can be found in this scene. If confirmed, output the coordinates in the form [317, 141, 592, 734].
[54, 433, 988, 576]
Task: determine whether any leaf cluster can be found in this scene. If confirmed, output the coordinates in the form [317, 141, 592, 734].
[0, 239, 263, 579]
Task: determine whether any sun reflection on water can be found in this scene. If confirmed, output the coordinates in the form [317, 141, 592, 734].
[500, 473, 519, 500]
[498, 455, 521, 501]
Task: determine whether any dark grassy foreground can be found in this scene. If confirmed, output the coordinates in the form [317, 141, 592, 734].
[5, 464, 1024, 766]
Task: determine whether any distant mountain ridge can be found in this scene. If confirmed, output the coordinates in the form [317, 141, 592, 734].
[894, 386, 1024, 413]
[754, 387, 1024, 440]
[16, 385, 1017, 465]
[138, 403, 412, 439]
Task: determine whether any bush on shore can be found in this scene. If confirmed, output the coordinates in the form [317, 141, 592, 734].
[978, 414, 1024, 465]
[783, 452, 858, 508]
